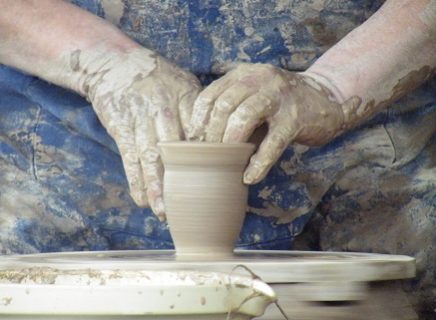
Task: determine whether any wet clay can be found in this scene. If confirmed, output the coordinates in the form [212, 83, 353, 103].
[158, 142, 255, 255]
[334, 65, 435, 127]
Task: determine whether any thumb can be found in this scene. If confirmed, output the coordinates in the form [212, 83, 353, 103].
[243, 125, 294, 184]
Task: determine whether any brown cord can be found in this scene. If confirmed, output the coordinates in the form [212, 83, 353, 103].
[225, 264, 290, 320]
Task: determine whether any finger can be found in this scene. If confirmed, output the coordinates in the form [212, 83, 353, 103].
[135, 114, 166, 221]
[114, 126, 149, 207]
[205, 86, 255, 142]
[222, 94, 277, 143]
[243, 124, 296, 184]
[188, 76, 234, 140]
[178, 85, 202, 136]
[148, 96, 185, 220]
[149, 86, 184, 142]
[140, 143, 166, 222]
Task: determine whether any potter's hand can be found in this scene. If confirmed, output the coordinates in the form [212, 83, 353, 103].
[189, 0, 436, 184]
[82, 49, 201, 219]
[0, 0, 201, 220]
[189, 64, 360, 184]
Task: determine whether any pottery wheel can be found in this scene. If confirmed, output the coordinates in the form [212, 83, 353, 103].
[0, 250, 415, 283]
[0, 250, 417, 319]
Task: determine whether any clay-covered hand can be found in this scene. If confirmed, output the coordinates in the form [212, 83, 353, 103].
[74, 48, 201, 220]
[189, 63, 361, 184]
[0, 0, 202, 220]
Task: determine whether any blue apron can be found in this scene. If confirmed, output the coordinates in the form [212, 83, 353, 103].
[1, 0, 435, 315]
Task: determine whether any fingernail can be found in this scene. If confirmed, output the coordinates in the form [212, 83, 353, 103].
[186, 126, 195, 140]
[243, 169, 257, 184]
[154, 198, 166, 222]
[187, 127, 206, 141]
[157, 212, 167, 223]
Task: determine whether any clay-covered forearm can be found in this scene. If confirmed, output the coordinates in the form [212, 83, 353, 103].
[305, 0, 436, 127]
[0, 0, 141, 94]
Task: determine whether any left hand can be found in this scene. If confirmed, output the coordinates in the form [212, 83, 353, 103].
[188, 63, 361, 184]
[80, 49, 201, 220]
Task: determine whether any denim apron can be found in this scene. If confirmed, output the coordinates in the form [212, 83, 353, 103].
[1, 0, 435, 315]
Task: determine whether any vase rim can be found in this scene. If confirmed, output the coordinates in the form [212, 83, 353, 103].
[158, 141, 255, 150]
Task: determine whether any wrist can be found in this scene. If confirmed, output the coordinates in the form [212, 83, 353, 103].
[58, 46, 157, 100]
[297, 70, 363, 138]
[299, 71, 346, 104]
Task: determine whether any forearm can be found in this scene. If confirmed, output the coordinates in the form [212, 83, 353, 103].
[0, 0, 142, 95]
[305, 0, 436, 125]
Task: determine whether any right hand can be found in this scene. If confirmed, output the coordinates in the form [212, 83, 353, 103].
[74, 48, 201, 220]
[189, 63, 361, 184]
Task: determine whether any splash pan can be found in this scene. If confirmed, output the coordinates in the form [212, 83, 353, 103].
[0, 250, 415, 319]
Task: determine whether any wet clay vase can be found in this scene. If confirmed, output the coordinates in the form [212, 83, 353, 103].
[158, 142, 255, 256]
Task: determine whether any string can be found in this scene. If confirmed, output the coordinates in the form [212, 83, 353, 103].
[225, 264, 290, 320]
